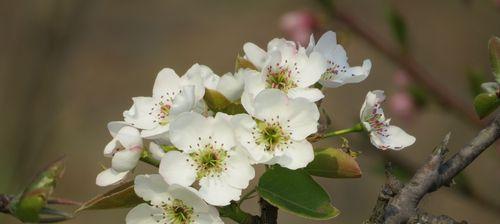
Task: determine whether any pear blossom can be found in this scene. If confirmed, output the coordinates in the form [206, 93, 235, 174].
[96, 124, 143, 186]
[233, 89, 319, 169]
[126, 174, 223, 224]
[241, 37, 327, 114]
[159, 112, 255, 206]
[123, 66, 204, 139]
[360, 90, 416, 150]
[308, 31, 372, 88]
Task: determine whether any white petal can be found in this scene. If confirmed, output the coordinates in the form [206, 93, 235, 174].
[123, 97, 157, 130]
[313, 31, 338, 56]
[287, 87, 324, 102]
[293, 51, 326, 87]
[116, 126, 142, 149]
[96, 168, 128, 187]
[283, 97, 320, 140]
[243, 42, 267, 69]
[370, 125, 416, 150]
[222, 150, 255, 189]
[360, 90, 386, 123]
[331, 59, 371, 86]
[168, 184, 209, 213]
[198, 176, 241, 206]
[134, 174, 171, 205]
[140, 125, 169, 139]
[111, 149, 142, 172]
[149, 142, 166, 160]
[241, 70, 266, 115]
[253, 89, 288, 121]
[159, 151, 197, 187]
[126, 203, 163, 224]
[273, 140, 314, 169]
[170, 85, 196, 116]
[152, 68, 182, 99]
[194, 212, 224, 224]
[169, 112, 211, 152]
[216, 72, 244, 102]
[103, 138, 119, 157]
[210, 113, 236, 151]
[107, 121, 129, 137]
[183, 64, 213, 100]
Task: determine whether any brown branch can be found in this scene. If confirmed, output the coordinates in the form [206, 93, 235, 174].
[259, 197, 278, 224]
[317, 1, 482, 126]
[374, 113, 500, 223]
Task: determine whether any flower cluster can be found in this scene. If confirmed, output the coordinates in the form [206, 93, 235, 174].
[96, 31, 415, 224]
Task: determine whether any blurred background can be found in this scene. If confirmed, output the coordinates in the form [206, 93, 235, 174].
[1, 0, 499, 223]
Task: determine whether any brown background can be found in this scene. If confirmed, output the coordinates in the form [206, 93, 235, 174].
[0, 0, 499, 223]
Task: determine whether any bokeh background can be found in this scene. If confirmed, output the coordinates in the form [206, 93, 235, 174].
[1, 0, 499, 223]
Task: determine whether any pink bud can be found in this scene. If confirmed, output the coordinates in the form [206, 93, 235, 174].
[280, 10, 319, 46]
[389, 91, 416, 121]
[393, 70, 411, 88]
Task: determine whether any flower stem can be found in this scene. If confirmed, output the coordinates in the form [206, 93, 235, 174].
[139, 150, 160, 167]
[322, 123, 364, 139]
[218, 203, 259, 224]
[238, 188, 257, 205]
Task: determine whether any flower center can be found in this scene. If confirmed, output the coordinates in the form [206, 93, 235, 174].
[265, 67, 296, 92]
[163, 199, 194, 224]
[150, 101, 172, 126]
[256, 121, 290, 152]
[322, 60, 347, 80]
[190, 146, 228, 180]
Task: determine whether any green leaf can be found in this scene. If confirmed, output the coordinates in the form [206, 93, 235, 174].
[203, 88, 245, 115]
[386, 6, 407, 49]
[235, 54, 257, 71]
[489, 36, 500, 83]
[75, 181, 143, 213]
[9, 157, 65, 222]
[466, 70, 487, 97]
[474, 92, 500, 119]
[305, 148, 362, 178]
[258, 166, 340, 220]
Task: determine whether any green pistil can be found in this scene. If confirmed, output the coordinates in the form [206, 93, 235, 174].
[191, 147, 228, 180]
[164, 199, 194, 224]
[159, 103, 171, 126]
[266, 70, 296, 92]
[257, 121, 288, 152]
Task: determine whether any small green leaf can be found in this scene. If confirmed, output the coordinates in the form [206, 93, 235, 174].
[473, 92, 500, 119]
[9, 157, 65, 222]
[235, 54, 257, 71]
[386, 6, 407, 49]
[258, 166, 340, 220]
[203, 88, 246, 115]
[306, 148, 362, 178]
[75, 181, 143, 213]
[488, 36, 500, 83]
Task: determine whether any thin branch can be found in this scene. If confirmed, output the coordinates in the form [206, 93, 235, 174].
[317, 1, 482, 126]
[259, 197, 278, 224]
[379, 113, 500, 223]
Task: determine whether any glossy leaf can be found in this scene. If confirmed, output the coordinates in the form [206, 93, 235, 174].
[489, 36, 500, 83]
[235, 54, 257, 71]
[203, 88, 245, 115]
[474, 92, 500, 119]
[9, 157, 65, 222]
[306, 148, 362, 178]
[258, 166, 340, 220]
[75, 181, 143, 213]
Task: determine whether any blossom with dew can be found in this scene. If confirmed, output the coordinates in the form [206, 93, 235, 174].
[159, 112, 255, 206]
[233, 89, 319, 169]
[360, 90, 416, 150]
[241, 37, 327, 114]
[126, 174, 223, 224]
[308, 31, 372, 88]
[96, 123, 143, 186]
[123, 66, 205, 139]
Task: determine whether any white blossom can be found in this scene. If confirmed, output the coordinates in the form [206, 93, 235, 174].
[233, 89, 319, 169]
[241, 37, 327, 114]
[123, 65, 205, 139]
[360, 90, 416, 150]
[159, 112, 255, 206]
[308, 31, 372, 88]
[126, 174, 223, 224]
[96, 123, 143, 187]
